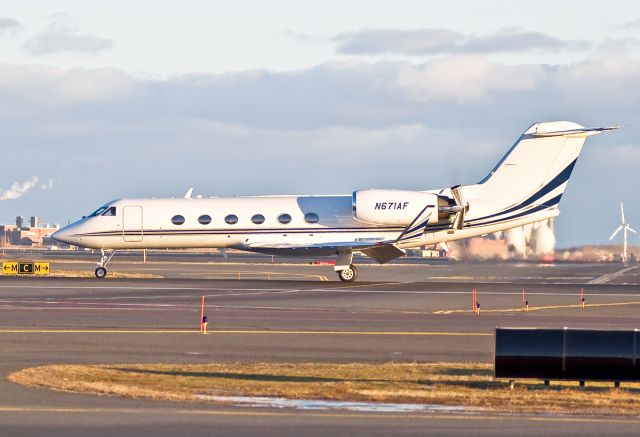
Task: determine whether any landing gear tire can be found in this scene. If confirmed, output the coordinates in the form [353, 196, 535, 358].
[337, 264, 357, 282]
[95, 267, 107, 279]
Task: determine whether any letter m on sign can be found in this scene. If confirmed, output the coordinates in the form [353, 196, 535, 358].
[2, 262, 18, 275]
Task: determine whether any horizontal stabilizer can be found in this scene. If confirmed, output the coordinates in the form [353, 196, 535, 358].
[529, 126, 621, 138]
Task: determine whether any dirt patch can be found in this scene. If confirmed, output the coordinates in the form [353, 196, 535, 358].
[9, 362, 640, 415]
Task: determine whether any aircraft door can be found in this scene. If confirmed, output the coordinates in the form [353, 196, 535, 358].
[123, 205, 143, 242]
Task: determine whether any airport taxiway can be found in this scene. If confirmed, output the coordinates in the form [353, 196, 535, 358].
[1, 261, 640, 436]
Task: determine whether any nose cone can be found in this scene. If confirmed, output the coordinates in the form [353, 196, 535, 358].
[52, 223, 77, 246]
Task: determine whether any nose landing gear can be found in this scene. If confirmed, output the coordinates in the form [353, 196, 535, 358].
[95, 249, 116, 278]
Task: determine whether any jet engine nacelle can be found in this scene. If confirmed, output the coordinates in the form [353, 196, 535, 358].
[352, 189, 442, 226]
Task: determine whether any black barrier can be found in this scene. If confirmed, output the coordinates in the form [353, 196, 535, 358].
[495, 328, 640, 382]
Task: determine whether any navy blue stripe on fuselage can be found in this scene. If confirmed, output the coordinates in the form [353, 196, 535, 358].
[469, 194, 562, 228]
[396, 196, 561, 242]
[468, 159, 576, 224]
[79, 226, 406, 238]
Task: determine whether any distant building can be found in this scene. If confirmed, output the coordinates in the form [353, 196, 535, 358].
[0, 218, 59, 247]
[450, 237, 509, 260]
[0, 225, 17, 246]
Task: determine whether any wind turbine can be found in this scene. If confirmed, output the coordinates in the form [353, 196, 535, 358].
[609, 202, 637, 263]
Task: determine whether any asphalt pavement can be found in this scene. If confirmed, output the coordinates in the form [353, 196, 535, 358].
[1, 261, 639, 436]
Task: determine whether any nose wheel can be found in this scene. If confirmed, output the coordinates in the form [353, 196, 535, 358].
[337, 264, 357, 282]
[95, 267, 108, 278]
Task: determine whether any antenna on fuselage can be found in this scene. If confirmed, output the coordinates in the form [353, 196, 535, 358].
[184, 187, 194, 199]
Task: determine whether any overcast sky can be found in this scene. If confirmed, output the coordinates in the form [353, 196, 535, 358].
[0, 0, 639, 247]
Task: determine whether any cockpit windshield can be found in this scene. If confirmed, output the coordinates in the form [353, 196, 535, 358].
[88, 205, 117, 217]
[88, 205, 109, 217]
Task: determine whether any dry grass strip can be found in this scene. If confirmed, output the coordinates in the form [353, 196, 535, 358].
[47, 270, 162, 279]
[9, 362, 640, 415]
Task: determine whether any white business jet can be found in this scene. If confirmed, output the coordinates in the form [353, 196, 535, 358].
[52, 121, 617, 281]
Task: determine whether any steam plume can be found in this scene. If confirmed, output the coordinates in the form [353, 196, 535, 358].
[0, 176, 39, 200]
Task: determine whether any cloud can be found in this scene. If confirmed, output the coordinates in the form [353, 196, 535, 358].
[597, 37, 640, 51]
[0, 64, 132, 105]
[624, 18, 640, 28]
[1, 54, 640, 129]
[396, 56, 544, 103]
[24, 13, 113, 55]
[0, 17, 23, 36]
[0, 54, 639, 247]
[40, 179, 54, 190]
[335, 28, 460, 55]
[0, 176, 39, 201]
[334, 27, 588, 55]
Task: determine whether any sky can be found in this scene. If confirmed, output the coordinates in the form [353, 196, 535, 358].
[0, 0, 639, 247]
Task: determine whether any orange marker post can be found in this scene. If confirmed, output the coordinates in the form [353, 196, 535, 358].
[522, 288, 526, 308]
[199, 295, 205, 333]
[471, 288, 476, 311]
[472, 288, 479, 314]
[472, 288, 477, 311]
[473, 288, 480, 314]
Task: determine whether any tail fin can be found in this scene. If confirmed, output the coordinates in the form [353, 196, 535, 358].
[477, 121, 615, 209]
[465, 121, 618, 224]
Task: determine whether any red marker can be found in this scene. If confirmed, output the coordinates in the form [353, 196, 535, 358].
[199, 295, 205, 332]
[472, 288, 477, 311]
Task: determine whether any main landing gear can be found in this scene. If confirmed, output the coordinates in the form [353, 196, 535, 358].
[335, 250, 357, 282]
[337, 264, 358, 282]
[95, 249, 116, 278]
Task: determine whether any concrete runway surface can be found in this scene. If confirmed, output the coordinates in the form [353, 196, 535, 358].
[1, 259, 640, 436]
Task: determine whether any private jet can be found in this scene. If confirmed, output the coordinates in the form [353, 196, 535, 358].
[52, 121, 617, 281]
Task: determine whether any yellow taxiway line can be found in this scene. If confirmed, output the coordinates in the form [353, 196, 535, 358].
[0, 328, 491, 336]
[434, 300, 640, 315]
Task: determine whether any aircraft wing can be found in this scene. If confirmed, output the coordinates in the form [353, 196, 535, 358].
[240, 240, 405, 263]
[239, 206, 435, 263]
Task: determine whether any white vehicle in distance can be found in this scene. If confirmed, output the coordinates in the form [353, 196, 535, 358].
[53, 121, 618, 281]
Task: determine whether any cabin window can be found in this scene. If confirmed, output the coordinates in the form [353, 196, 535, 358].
[101, 206, 116, 217]
[171, 215, 185, 225]
[304, 212, 319, 223]
[225, 214, 238, 225]
[198, 214, 212, 225]
[278, 213, 292, 224]
[251, 214, 265, 225]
